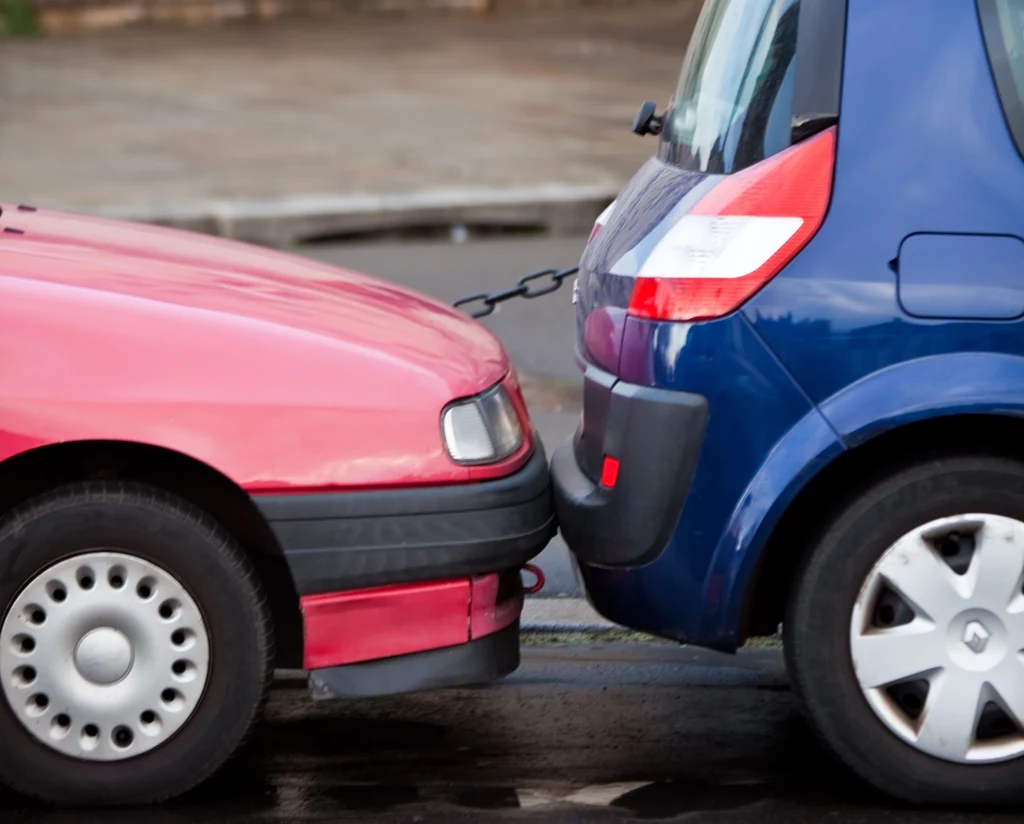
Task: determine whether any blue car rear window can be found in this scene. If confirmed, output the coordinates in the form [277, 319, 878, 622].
[661, 0, 800, 174]
[979, 0, 1024, 160]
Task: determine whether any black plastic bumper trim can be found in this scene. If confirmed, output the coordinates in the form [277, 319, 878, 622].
[255, 445, 555, 595]
[308, 621, 519, 699]
[552, 367, 708, 567]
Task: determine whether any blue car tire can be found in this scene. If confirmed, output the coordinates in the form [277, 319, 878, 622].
[786, 456, 1024, 805]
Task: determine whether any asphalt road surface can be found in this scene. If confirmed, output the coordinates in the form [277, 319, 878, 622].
[304, 235, 588, 597]
[3, 643, 1019, 823]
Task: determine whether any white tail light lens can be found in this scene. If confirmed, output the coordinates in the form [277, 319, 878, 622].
[638, 216, 803, 281]
[588, 199, 617, 244]
[628, 127, 835, 322]
[442, 385, 524, 465]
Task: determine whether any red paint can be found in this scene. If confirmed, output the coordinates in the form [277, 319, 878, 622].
[301, 572, 522, 669]
[600, 456, 620, 488]
[469, 574, 523, 640]
[301, 579, 470, 669]
[0, 206, 529, 490]
[628, 127, 835, 322]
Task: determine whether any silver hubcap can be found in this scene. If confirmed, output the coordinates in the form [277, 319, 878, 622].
[851, 514, 1024, 763]
[75, 627, 134, 685]
[0, 552, 210, 761]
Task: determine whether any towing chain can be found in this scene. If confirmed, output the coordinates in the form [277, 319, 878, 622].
[452, 265, 579, 318]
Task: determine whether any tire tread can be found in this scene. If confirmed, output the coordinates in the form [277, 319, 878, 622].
[785, 455, 1024, 805]
[0, 481, 274, 805]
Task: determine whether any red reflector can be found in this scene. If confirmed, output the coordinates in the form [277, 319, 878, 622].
[600, 456, 620, 488]
[628, 126, 836, 322]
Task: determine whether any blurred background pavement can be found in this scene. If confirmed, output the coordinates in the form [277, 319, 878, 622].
[1, 0, 702, 613]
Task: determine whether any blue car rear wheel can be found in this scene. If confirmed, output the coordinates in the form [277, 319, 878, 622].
[786, 456, 1024, 804]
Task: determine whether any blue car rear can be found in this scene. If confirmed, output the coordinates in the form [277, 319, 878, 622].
[552, 0, 1024, 805]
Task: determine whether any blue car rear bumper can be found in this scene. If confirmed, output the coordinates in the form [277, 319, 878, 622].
[553, 313, 843, 651]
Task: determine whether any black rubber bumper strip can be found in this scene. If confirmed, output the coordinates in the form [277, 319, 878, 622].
[308, 620, 520, 699]
[254, 445, 555, 595]
[551, 368, 708, 567]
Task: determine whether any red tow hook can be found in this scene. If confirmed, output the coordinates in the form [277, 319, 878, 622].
[521, 564, 545, 595]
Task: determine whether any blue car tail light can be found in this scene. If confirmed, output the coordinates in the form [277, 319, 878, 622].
[628, 126, 835, 322]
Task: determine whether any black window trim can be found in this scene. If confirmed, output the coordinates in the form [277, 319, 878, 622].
[977, 0, 1024, 161]
[791, 0, 847, 134]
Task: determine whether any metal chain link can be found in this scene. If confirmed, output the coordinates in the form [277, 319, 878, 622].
[452, 266, 579, 318]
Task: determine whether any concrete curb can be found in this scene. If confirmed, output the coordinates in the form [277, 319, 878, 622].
[521, 597, 615, 631]
[97, 184, 619, 247]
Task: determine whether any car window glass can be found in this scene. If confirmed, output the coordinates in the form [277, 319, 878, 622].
[995, 0, 1024, 91]
[979, 0, 1024, 158]
[662, 0, 800, 174]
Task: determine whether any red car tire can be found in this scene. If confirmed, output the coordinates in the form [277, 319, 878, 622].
[0, 482, 273, 805]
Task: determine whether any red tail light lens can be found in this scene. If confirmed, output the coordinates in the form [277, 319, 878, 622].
[600, 456, 620, 489]
[628, 127, 836, 322]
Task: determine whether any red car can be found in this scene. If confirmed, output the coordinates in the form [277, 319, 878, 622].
[0, 204, 554, 805]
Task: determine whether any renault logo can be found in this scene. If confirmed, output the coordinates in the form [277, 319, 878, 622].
[963, 620, 991, 654]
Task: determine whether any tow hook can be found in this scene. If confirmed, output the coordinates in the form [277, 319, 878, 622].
[521, 564, 545, 595]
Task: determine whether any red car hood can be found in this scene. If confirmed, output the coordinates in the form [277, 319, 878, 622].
[0, 206, 507, 399]
[0, 206, 523, 490]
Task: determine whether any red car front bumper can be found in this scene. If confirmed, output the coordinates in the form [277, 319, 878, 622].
[252, 444, 554, 697]
[302, 572, 523, 699]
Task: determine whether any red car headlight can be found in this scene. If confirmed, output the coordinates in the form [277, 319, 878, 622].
[442, 384, 524, 465]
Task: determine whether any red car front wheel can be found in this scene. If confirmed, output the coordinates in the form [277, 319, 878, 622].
[0, 483, 272, 805]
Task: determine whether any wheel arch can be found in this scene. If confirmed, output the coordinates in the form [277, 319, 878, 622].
[0, 440, 302, 667]
[740, 412, 1024, 642]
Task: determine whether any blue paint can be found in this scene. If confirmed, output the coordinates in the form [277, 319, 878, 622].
[580, 312, 832, 642]
[747, 0, 1024, 402]
[575, 158, 712, 372]
[897, 234, 1024, 320]
[566, 0, 1024, 650]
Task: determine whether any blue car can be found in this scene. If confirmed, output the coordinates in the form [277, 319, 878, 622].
[552, 0, 1024, 804]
